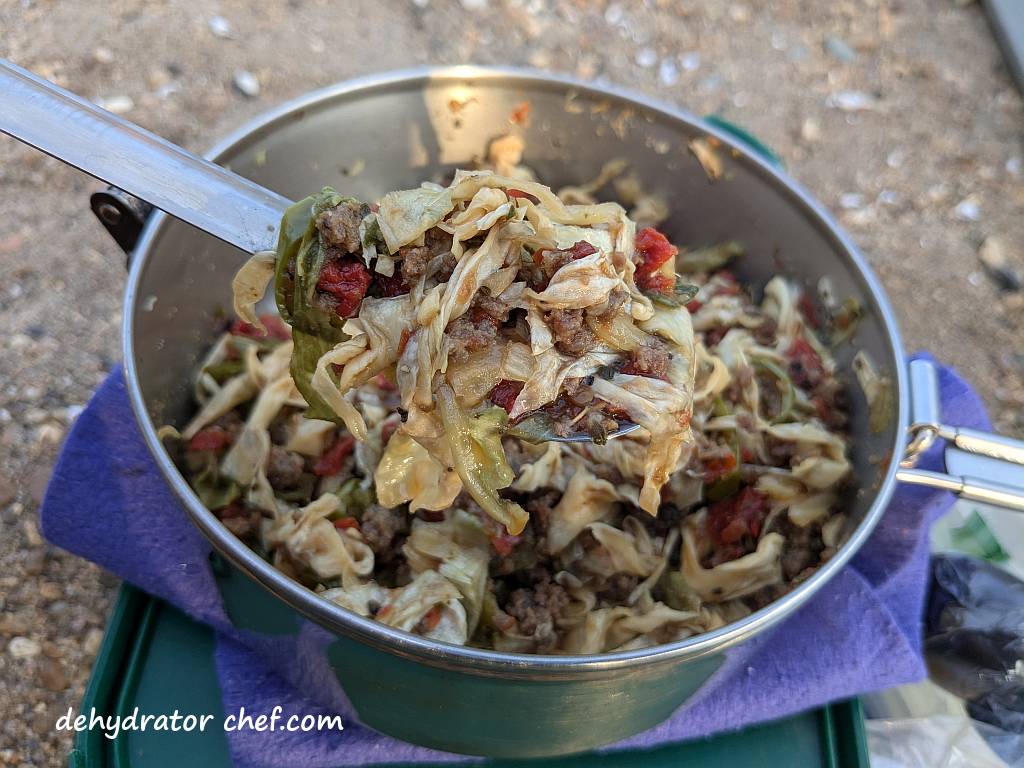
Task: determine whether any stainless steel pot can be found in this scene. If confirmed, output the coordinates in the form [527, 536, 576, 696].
[117, 68, 1024, 758]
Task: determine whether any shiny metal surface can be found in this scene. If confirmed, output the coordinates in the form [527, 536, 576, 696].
[549, 421, 641, 443]
[900, 357, 1024, 510]
[122, 67, 910, 676]
[0, 58, 289, 254]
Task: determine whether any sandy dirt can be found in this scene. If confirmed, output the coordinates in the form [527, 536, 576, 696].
[0, 0, 1021, 764]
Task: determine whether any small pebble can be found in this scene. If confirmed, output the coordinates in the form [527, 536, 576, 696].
[0, 614, 29, 637]
[97, 95, 134, 114]
[824, 36, 857, 63]
[23, 518, 44, 548]
[978, 236, 1022, 291]
[604, 3, 624, 25]
[38, 582, 62, 601]
[63, 404, 84, 423]
[208, 15, 233, 38]
[953, 196, 981, 222]
[92, 46, 114, 65]
[232, 69, 260, 98]
[886, 149, 905, 169]
[878, 190, 901, 206]
[8, 636, 40, 659]
[680, 52, 701, 71]
[827, 91, 876, 112]
[459, 0, 488, 9]
[729, 5, 751, 23]
[83, 628, 104, 657]
[38, 658, 67, 691]
[839, 193, 865, 210]
[24, 408, 47, 425]
[770, 31, 787, 51]
[34, 423, 64, 449]
[636, 47, 657, 68]
[23, 549, 46, 577]
[1008, 156, 1022, 176]
[658, 58, 679, 86]
[800, 117, 821, 142]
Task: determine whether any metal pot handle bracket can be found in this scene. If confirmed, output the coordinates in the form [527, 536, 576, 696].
[897, 358, 1024, 511]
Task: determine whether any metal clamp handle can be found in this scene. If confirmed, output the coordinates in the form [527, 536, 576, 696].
[898, 358, 1024, 511]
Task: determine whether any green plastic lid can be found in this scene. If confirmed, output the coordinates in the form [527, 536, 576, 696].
[70, 585, 868, 768]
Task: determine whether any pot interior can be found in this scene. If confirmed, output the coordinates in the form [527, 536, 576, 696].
[126, 69, 905, 656]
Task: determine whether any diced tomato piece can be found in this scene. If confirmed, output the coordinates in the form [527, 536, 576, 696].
[380, 421, 399, 445]
[375, 272, 408, 297]
[475, 506, 522, 553]
[230, 314, 291, 341]
[635, 228, 678, 271]
[313, 434, 356, 477]
[187, 426, 233, 453]
[740, 447, 755, 462]
[533, 240, 598, 267]
[491, 532, 520, 557]
[786, 337, 825, 390]
[702, 452, 737, 484]
[566, 240, 598, 260]
[706, 487, 770, 546]
[507, 188, 540, 204]
[418, 510, 445, 523]
[420, 605, 443, 631]
[638, 271, 676, 294]
[317, 258, 372, 318]
[634, 228, 679, 294]
[333, 517, 360, 531]
[797, 292, 820, 329]
[685, 299, 703, 313]
[488, 380, 524, 413]
[373, 373, 398, 391]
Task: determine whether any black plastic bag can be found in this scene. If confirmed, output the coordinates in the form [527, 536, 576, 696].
[927, 554, 1024, 761]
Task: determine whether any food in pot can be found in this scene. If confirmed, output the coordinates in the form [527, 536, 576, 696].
[168, 163, 853, 654]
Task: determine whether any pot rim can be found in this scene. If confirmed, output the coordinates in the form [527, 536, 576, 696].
[123, 65, 908, 677]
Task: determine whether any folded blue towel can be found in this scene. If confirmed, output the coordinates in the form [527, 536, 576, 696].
[41, 353, 981, 766]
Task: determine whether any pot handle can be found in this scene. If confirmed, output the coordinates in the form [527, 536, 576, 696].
[896, 358, 1024, 511]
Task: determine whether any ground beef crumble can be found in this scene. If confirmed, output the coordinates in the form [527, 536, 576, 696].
[627, 340, 671, 379]
[544, 308, 597, 356]
[266, 446, 304, 490]
[503, 579, 570, 652]
[399, 228, 455, 284]
[360, 505, 407, 561]
[316, 202, 365, 254]
[447, 294, 511, 363]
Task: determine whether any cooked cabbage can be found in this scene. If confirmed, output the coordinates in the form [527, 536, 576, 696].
[173, 160, 854, 655]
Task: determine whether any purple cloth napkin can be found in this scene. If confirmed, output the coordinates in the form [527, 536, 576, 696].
[41, 353, 984, 767]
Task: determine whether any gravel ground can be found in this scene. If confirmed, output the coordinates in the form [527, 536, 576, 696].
[0, 0, 1021, 764]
